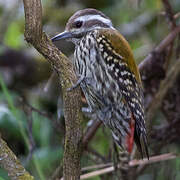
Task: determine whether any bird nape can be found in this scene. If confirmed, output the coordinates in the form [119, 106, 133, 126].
[52, 8, 149, 159]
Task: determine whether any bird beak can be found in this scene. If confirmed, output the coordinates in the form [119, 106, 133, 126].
[51, 31, 73, 42]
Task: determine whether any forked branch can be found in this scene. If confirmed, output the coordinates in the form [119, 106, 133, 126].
[23, 0, 83, 179]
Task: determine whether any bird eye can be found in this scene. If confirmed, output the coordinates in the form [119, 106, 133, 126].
[75, 21, 83, 28]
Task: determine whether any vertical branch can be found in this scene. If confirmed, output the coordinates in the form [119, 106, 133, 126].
[162, 0, 177, 71]
[23, 0, 83, 179]
[162, 0, 176, 29]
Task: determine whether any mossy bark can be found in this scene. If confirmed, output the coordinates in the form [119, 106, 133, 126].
[23, 0, 83, 179]
[0, 137, 34, 180]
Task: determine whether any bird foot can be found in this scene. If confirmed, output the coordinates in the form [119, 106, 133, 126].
[67, 75, 84, 91]
[82, 107, 93, 113]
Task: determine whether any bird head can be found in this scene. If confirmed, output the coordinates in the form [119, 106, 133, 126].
[51, 8, 114, 44]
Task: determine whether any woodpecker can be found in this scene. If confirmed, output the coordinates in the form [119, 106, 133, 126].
[52, 8, 149, 158]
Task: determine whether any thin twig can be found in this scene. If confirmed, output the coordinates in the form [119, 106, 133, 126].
[83, 120, 102, 148]
[50, 164, 63, 180]
[80, 153, 177, 179]
[139, 25, 180, 72]
[19, 97, 36, 164]
[162, 0, 177, 71]
[146, 59, 180, 130]
[174, 12, 180, 19]
[19, 97, 53, 120]
[82, 163, 113, 172]
[19, 97, 64, 135]
[25, 109, 36, 165]
[162, 0, 176, 29]
[86, 147, 107, 163]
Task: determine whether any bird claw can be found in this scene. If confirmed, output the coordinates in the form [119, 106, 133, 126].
[82, 107, 93, 113]
[67, 75, 85, 91]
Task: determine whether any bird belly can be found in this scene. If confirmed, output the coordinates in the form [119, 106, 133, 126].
[74, 35, 133, 151]
[75, 42, 121, 111]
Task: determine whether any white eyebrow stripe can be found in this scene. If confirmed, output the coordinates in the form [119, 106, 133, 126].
[75, 15, 113, 27]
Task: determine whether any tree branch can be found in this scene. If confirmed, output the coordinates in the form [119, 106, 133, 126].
[162, 0, 177, 71]
[23, 0, 83, 179]
[80, 153, 177, 179]
[83, 120, 102, 148]
[0, 137, 34, 180]
[146, 60, 180, 130]
[139, 25, 180, 73]
[162, 0, 176, 29]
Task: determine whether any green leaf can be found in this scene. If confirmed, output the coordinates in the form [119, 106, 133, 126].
[4, 22, 23, 49]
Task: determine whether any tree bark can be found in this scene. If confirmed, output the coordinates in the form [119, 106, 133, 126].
[23, 0, 83, 179]
[0, 137, 34, 180]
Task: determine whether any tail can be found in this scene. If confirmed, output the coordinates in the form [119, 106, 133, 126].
[111, 115, 135, 154]
[111, 115, 149, 159]
[134, 123, 149, 159]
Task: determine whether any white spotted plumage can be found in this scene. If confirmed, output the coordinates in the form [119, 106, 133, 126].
[74, 27, 148, 156]
[52, 8, 149, 158]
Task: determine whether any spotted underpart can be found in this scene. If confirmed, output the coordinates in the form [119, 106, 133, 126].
[74, 29, 148, 156]
[96, 33, 144, 124]
[95, 32, 148, 155]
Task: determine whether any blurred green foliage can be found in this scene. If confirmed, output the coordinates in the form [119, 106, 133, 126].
[0, 75, 63, 179]
[4, 22, 23, 49]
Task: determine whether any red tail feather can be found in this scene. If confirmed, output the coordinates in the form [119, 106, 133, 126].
[126, 116, 135, 153]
